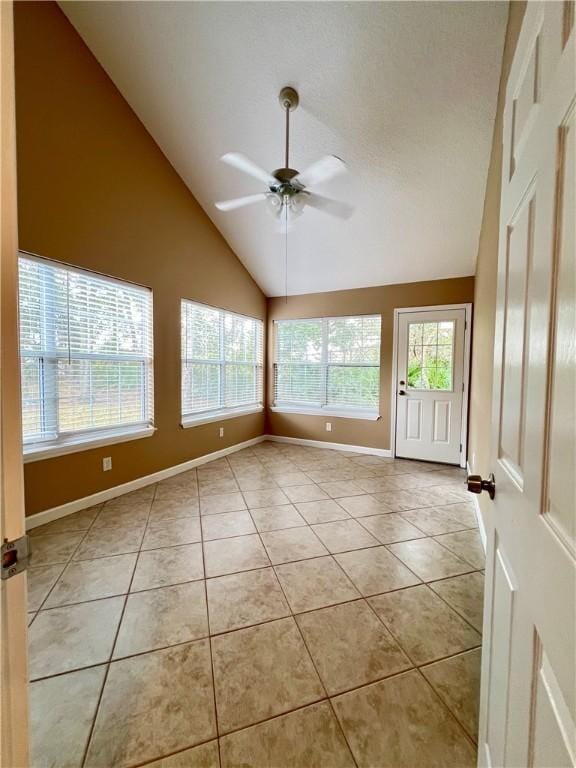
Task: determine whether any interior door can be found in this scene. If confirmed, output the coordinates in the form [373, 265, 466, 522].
[478, 3, 575, 766]
[395, 307, 467, 465]
[1, 3, 29, 766]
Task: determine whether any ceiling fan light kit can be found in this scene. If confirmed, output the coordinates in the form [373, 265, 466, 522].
[215, 87, 353, 222]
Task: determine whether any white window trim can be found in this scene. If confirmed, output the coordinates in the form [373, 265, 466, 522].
[273, 314, 382, 413]
[181, 405, 264, 429]
[270, 405, 380, 421]
[180, 299, 264, 423]
[23, 424, 156, 463]
[19, 251, 154, 454]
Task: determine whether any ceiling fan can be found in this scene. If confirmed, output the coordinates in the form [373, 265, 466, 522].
[215, 87, 353, 222]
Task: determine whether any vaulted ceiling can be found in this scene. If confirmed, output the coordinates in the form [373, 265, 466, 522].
[61, 1, 507, 296]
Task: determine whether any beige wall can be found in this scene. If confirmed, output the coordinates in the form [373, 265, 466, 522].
[468, 0, 526, 524]
[15, 2, 267, 516]
[267, 277, 474, 450]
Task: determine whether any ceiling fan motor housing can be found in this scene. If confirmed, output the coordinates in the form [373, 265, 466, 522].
[271, 167, 304, 196]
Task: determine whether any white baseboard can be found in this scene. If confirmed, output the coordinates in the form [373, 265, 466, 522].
[26, 435, 267, 531]
[467, 461, 487, 552]
[26, 433, 392, 531]
[264, 434, 392, 458]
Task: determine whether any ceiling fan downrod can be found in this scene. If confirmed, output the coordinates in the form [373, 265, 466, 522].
[279, 86, 299, 170]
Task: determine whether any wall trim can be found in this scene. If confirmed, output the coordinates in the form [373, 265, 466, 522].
[26, 435, 267, 530]
[467, 461, 487, 551]
[264, 434, 392, 457]
[27, 432, 393, 530]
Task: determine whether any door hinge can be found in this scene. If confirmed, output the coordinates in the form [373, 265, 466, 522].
[459, 443, 463, 453]
[1, 535, 30, 580]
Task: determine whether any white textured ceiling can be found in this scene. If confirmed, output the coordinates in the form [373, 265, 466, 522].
[61, 1, 507, 297]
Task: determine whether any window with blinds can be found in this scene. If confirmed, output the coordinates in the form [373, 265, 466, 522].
[274, 315, 381, 413]
[19, 254, 154, 451]
[181, 300, 264, 422]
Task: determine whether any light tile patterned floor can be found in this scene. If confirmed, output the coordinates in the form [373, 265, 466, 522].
[27, 441, 484, 768]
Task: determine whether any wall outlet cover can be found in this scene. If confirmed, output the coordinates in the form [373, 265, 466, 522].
[325, 422, 332, 432]
[219, 427, 224, 438]
[102, 457, 112, 472]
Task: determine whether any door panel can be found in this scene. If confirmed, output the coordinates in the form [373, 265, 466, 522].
[395, 307, 467, 465]
[542, 104, 575, 553]
[484, 542, 516, 768]
[479, 3, 575, 766]
[433, 400, 451, 444]
[498, 186, 534, 483]
[406, 398, 422, 440]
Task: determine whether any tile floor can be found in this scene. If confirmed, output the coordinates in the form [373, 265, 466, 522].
[27, 441, 485, 768]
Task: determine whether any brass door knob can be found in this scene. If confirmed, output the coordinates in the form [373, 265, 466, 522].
[467, 473, 496, 500]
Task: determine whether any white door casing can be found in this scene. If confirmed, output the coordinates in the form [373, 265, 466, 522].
[394, 306, 469, 466]
[478, 3, 575, 767]
[1, 2, 29, 766]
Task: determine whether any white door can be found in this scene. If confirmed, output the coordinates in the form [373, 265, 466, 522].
[395, 307, 467, 465]
[477, 3, 575, 767]
[1, 2, 30, 766]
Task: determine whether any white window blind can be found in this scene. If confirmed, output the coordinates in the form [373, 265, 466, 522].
[181, 300, 264, 421]
[274, 315, 381, 413]
[19, 254, 154, 450]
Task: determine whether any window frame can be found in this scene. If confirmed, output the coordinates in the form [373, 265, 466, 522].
[272, 314, 382, 420]
[180, 299, 264, 428]
[19, 252, 155, 460]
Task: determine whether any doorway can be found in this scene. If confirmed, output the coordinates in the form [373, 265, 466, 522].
[392, 304, 471, 467]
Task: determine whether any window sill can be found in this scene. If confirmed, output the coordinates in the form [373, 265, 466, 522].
[181, 405, 264, 429]
[270, 406, 380, 421]
[23, 425, 156, 463]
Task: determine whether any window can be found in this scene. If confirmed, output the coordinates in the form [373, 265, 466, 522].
[273, 315, 381, 416]
[407, 320, 454, 391]
[181, 300, 264, 425]
[19, 254, 154, 456]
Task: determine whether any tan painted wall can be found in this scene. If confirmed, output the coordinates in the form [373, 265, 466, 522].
[15, 2, 267, 516]
[267, 277, 474, 450]
[468, 0, 526, 525]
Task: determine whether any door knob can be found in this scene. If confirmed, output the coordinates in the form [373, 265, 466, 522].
[467, 473, 496, 500]
[398, 390, 406, 396]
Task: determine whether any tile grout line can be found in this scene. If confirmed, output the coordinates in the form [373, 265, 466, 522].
[263, 540, 361, 766]
[237, 499, 359, 766]
[201, 460, 223, 768]
[415, 665, 480, 751]
[79, 484, 158, 768]
[28, 504, 104, 621]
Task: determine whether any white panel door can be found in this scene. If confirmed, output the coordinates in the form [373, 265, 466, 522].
[395, 307, 466, 465]
[478, 3, 575, 767]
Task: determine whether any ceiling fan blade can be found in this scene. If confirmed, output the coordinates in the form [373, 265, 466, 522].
[221, 153, 277, 186]
[292, 155, 347, 189]
[215, 193, 268, 212]
[304, 192, 354, 220]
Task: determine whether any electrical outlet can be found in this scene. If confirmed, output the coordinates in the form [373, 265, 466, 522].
[325, 422, 332, 432]
[219, 427, 224, 438]
[102, 457, 112, 472]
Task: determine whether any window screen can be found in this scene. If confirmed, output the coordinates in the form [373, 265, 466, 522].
[181, 300, 264, 420]
[19, 254, 154, 449]
[274, 315, 381, 413]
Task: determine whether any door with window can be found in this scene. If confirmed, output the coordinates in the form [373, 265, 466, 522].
[395, 306, 468, 465]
